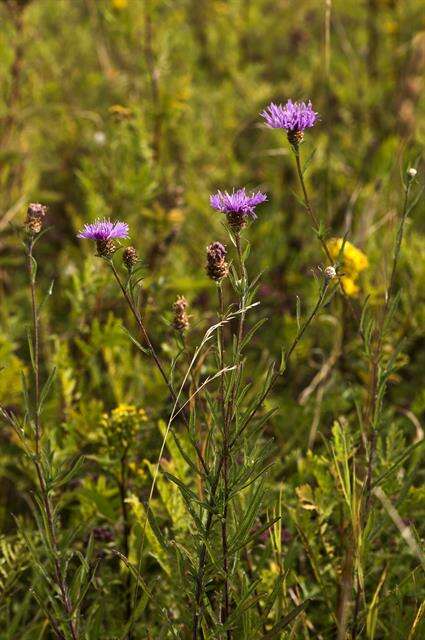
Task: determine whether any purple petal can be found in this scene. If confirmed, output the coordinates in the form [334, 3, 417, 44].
[77, 218, 129, 241]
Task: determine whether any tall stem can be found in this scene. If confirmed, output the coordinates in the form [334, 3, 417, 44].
[294, 148, 361, 327]
[26, 238, 78, 640]
[193, 234, 247, 639]
[192, 271, 330, 638]
[119, 452, 132, 632]
[352, 179, 413, 638]
[28, 238, 41, 456]
[218, 284, 231, 638]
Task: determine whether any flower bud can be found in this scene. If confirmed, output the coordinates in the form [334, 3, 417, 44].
[324, 265, 337, 282]
[172, 296, 189, 332]
[123, 246, 138, 271]
[25, 203, 47, 234]
[206, 242, 228, 281]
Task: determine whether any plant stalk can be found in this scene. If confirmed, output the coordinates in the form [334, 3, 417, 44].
[27, 238, 79, 640]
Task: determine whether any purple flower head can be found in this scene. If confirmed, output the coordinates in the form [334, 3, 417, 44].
[77, 218, 129, 241]
[261, 100, 318, 132]
[210, 188, 267, 224]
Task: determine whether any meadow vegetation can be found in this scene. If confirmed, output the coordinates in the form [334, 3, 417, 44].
[0, 1, 424, 638]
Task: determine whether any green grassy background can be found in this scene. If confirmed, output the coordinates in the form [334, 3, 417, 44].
[0, 0, 424, 638]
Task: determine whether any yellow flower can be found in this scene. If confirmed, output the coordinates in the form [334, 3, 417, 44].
[326, 238, 368, 297]
[327, 238, 368, 277]
[169, 208, 185, 225]
[101, 404, 148, 451]
[340, 276, 360, 297]
[111, 0, 128, 9]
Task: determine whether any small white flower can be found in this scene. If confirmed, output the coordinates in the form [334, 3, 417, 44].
[407, 167, 417, 178]
[324, 265, 337, 281]
[93, 131, 106, 146]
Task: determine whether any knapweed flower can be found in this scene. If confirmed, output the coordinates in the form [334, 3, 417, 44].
[77, 218, 129, 258]
[210, 188, 267, 232]
[206, 242, 228, 282]
[326, 237, 368, 297]
[261, 100, 318, 146]
[25, 203, 47, 234]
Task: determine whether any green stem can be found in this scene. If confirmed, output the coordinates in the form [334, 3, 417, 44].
[192, 274, 329, 638]
[119, 452, 132, 634]
[27, 237, 79, 640]
[293, 147, 362, 328]
[218, 284, 231, 638]
[109, 262, 209, 477]
[352, 179, 413, 638]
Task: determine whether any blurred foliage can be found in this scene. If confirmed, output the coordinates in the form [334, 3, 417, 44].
[0, 0, 424, 638]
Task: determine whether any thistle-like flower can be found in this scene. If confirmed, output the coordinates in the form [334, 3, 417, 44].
[77, 218, 129, 258]
[210, 188, 267, 232]
[261, 99, 318, 146]
[25, 203, 47, 234]
[172, 296, 189, 333]
[206, 242, 228, 282]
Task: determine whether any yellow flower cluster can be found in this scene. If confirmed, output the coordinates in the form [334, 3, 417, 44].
[101, 404, 147, 451]
[326, 237, 368, 296]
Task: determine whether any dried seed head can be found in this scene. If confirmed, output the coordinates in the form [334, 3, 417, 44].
[324, 265, 337, 282]
[25, 203, 47, 234]
[172, 296, 189, 332]
[123, 246, 138, 270]
[206, 242, 228, 281]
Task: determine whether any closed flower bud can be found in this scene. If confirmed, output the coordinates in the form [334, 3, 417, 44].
[206, 242, 228, 281]
[123, 246, 138, 270]
[25, 203, 47, 234]
[324, 265, 337, 282]
[173, 296, 189, 332]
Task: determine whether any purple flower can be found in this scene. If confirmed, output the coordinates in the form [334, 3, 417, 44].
[261, 100, 318, 136]
[210, 188, 267, 228]
[77, 218, 129, 241]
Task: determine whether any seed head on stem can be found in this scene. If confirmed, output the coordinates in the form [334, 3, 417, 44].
[123, 245, 138, 271]
[206, 242, 229, 282]
[172, 296, 189, 333]
[25, 203, 48, 234]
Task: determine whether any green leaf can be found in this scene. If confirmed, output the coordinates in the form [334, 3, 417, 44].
[261, 600, 311, 638]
